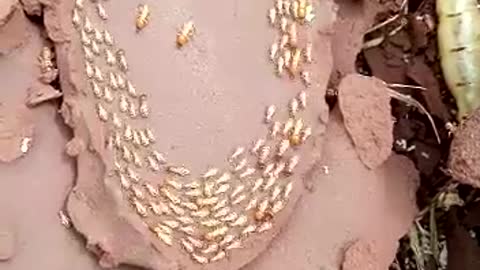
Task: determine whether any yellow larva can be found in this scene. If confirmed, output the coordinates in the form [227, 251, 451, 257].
[437, 0, 480, 119]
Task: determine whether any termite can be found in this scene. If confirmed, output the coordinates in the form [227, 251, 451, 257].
[136, 4, 150, 31]
[289, 98, 299, 117]
[91, 81, 102, 98]
[117, 73, 126, 89]
[221, 212, 238, 222]
[80, 29, 91, 46]
[103, 86, 114, 103]
[257, 221, 273, 233]
[230, 215, 248, 227]
[270, 121, 281, 138]
[251, 138, 265, 154]
[283, 0, 291, 15]
[437, 0, 480, 119]
[127, 81, 138, 97]
[96, 103, 109, 122]
[181, 238, 195, 253]
[169, 202, 186, 215]
[265, 105, 276, 123]
[239, 167, 255, 178]
[72, 8, 81, 27]
[84, 16, 93, 33]
[291, 1, 299, 18]
[187, 236, 205, 248]
[257, 145, 270, 165]
[289, 22, 297, 46]
[298, 91, 307, 109]
[97, 3, 108, 20]
[91, 40, 100, 55]
[251, 178, 264, 192]
[104, 30, 114, 46]
[245, 197, 258, 210]
[93, 66, 103, 82]
[233, 158, 247, 172]
[215, 172, 231, 184]
[116, 49, 128, 72]
[300, 126, 312, 143]
[83, 47, 94, 62]
[75, 0, 83, 9]
[263, 162, 275, 177]
[219, 234, 235, 246]
[232, 194, 246, 205]
[229, 146, 245, 161]
[283, 118, 294, 136]
[176, 21, 195, 48]
[178, 216, 194, 224]
[213, 206, 230, 218]
[154, 229, 173, 246]
[203, 181, 215, 197]
[297, 0, 307, 20]
[211, 251, 226, 262]
[290, 118, 303, 145]
[205, 226, 228, 241]
[109, 72, 119, 90]
[201, 243, 219, 254]
[280, 16, 288, 32]
[276, 0, 284, 15]
[215, 183, 230, 195]
[277, 139, 290, 157]
[225, 239, 242, 250]
[132, 199, 147, 217]
[242, 224, 257, 235]
[212, 199, 228, 211]
[268, 8, 277, 25]
[280, 34, 289, 49]
[144, 183, 159, 196]
[300, 70, 311, 87]
[289, 47, 302, 77]
[58, 211, 71, 228]
[202, 168, 219, 178]
[191, 253, 208, 264]
[263, 174, 277, 190]
[284, 49, 292, 68]
[304, 42, 313, 63]
[180, 225, 195, 235]
[270, 185, 282, 201]
[272, 199, 285, 213]
[283, 182, 293, 199]
[230, 185, 245, 198]
[95, 29, 107, 44]
[270, 42, 279, 61]
[167, 166, 190, 176]
[286, 155, 300, 174]
[276, 56, 285, 76]
[166, 179, 182, 190]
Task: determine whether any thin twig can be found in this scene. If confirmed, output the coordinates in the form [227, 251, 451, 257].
[387, 88, 441, 144]
[388, 83, 427, 91]
[364, 0, 408, 35]
[362, 36, 385, 49]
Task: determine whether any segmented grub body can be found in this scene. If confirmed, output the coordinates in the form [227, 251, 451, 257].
[437, 0, 480, 119]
